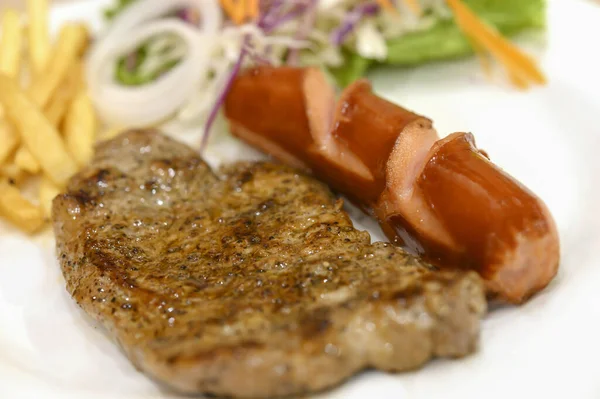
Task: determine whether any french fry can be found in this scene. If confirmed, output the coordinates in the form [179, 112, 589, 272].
[0, 180, 45, 234]
[28, 23, 89, 109]
[0, 3, 101, 234]
[39, 177, 60, 219]
[14, 146, 41, 174]
[26, 0, 51, 76]
[0, 9, 23, 79]
[0, 163, 27, 186]
[65, 89, 97, 167]
[0, 73, 78, 187]
[44, 62, 82, 127]
[0, 120, 19, 165]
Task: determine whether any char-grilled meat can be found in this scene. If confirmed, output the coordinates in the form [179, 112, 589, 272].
[53, 130, 486, 398]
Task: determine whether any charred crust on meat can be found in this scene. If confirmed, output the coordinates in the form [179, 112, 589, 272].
[390, 285, 425, 301]
[52, 131, 486, 398]
[71, 190, 95, 206]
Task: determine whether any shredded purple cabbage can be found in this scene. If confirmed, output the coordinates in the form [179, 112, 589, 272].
[177, 7, 200, 26]
[258, 0, 286, 30]
[200, 37, 249, 151]
[330, 2, 380, 46]
[201, 0, 314, 149]
[286, 0, 318, 65]
[260, 0, 316, 33]
[201, 0, 384, 150]
[244, 41, 273, 65]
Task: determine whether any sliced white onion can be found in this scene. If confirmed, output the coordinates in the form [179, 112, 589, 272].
[86, 0, 320, 130]
[177, 57, 231, 122]
[104, 0, 222, 39]
[87, 20, 215, 127]
[86, 0, 222, 127]
[138, 36, 187, 77]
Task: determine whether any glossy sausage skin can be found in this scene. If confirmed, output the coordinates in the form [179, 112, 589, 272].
[224, 66, 560, 303]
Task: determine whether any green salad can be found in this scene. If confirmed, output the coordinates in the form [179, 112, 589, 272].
[87, 0, 546, 133]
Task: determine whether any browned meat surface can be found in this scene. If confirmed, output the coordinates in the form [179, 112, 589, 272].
[52, 130, 486, 398]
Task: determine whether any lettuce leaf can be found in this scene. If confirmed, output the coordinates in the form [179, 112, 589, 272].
[105, 0, 545, 88]
[331, 0, 546, 87]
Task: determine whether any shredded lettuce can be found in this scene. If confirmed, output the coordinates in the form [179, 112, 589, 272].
[104, 0, 546, 89]
[331, 0, 546, 87]
[387, 0, 546, 64]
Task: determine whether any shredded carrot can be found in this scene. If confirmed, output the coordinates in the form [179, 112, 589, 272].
[219, 0, 257, 25]
[375, 0, 398, 14]
[402, 0, 422, 15]
[247, 0, 259, 20]
[218, 0, 238, 23]
[508, 71, 530, 90]
[217, 0, 544, 90]
[446, 0, 546, 88]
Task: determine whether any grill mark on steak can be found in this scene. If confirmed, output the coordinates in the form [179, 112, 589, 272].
[53, 130, 486, 398]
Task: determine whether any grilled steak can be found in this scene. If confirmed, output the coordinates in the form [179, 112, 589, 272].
[53, 130, 486, 398]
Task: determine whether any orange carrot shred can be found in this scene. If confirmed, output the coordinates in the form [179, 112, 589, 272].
[247, 0, 259, 20]
[446, 0, 546, 88]
[403, 0, 422, 15]
[375, 0, 398, 14]
[508, 71, 530, 90]
[219, 0, 246, 25]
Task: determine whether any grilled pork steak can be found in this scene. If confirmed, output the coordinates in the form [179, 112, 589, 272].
[53, 130, 486, 398]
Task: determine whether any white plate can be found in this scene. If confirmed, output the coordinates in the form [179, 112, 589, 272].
[2, 0, 600, 398]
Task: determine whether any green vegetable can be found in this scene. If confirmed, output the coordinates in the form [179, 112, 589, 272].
[115, 42, 183, 86]
[105, 0, 184, 86]
[331, 0, 546, 87]
[116, 46, 148, 86]
[329, 49, 373, 89]
[105, 0, 545, 88]
[104, 0, 137, 21]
